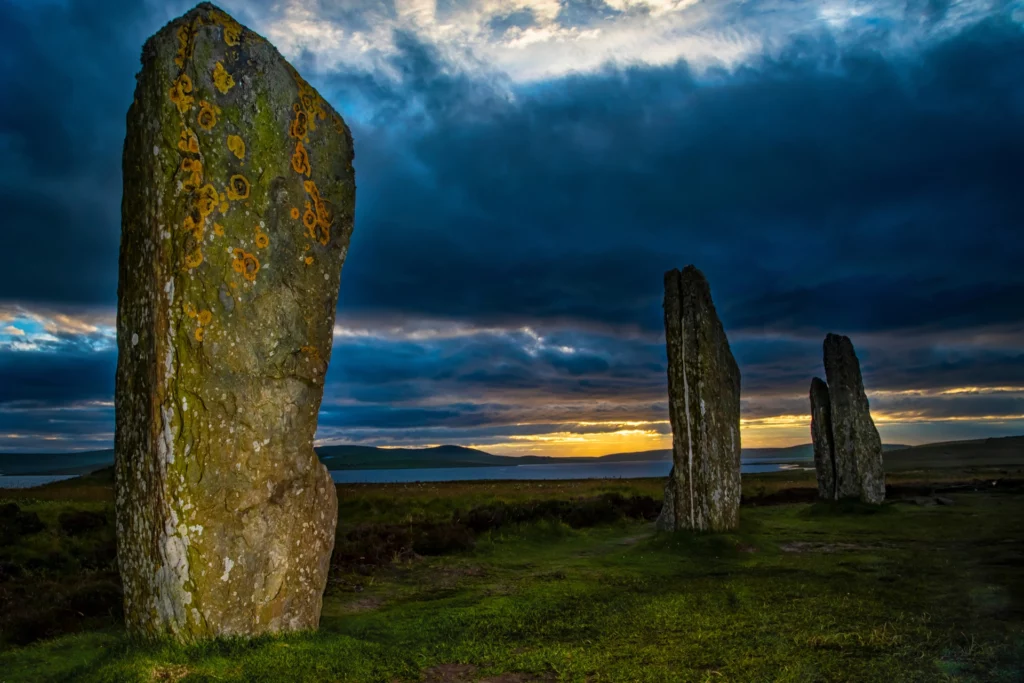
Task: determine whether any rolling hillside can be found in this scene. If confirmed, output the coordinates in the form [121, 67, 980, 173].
[2, 437, 1019, 476]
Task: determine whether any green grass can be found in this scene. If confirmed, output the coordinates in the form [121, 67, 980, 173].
[0, 471, 1022, 682]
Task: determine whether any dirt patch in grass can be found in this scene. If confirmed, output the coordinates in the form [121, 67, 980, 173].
[421, 664, 555, 683]
[341, 596, 384, 613]
[780, 541, 896, 553]
[150, 664, 190, 682]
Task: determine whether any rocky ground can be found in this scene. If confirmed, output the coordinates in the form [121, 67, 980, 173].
[0, 466, 1021, 682]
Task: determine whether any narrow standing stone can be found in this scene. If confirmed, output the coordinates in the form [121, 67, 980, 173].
[821, 334, 885, 503]
[656, 266, 741, 532]
[809, 376, 836, 499]
[115, 3, 355, 640]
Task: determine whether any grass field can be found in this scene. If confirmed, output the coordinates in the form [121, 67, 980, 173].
[0, 465, 1022, 682]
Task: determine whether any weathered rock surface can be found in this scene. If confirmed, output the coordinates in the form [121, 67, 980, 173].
[815, 334, 886, 504]
[656, 266, 741, 532]
[809, 376, 836, 499]
[115, 3, 355, 640]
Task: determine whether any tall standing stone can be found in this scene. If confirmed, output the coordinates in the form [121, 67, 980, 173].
[115, 3, 355, 640]
[815, 334, 885, 503]
[656, 266, 741, 532]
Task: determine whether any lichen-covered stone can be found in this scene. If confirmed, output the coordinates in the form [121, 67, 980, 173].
[656, 266, 741, 532]
[809, 376, 837, 499]
[114, 3, 355, 640]
[821, 334, 885, 504]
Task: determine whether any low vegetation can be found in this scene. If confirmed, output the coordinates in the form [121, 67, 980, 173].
[0, 466, 1021, 682]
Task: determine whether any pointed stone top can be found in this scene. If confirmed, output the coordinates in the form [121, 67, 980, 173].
[664, 264, 712, 300]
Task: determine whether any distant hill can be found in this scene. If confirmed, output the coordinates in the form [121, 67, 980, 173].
[884, 435, 1024, 471]
[2, 437, 1018, 476]
[317, 444, 525, 470]
[0, 450, 115, 476]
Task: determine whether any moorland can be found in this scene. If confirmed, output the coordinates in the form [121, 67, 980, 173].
[0, 440, 1021, 682]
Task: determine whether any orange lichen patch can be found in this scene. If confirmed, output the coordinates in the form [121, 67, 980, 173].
[314, 196, 331, 227]
[304, 255, 314, 265]
[291, 141, 311, 177]
[194, 327, 205, 342]
[174, 22, 197, 67]
[169, 74, 194, 114]
[213, 222, 225, 236]
[207, 8, 243, 46]
[184, 302, 198, 318]
[227, 135, 245, 160]
[197, 100, 221, 132]
[180, 158, 203, 190]
[184, 248, 204, 270]
[303, 180, 321, 203]
[289, 105, 309, 141]
[223, 24, 242, 46]
[198, 310, 213, 325]
[313, 223, 329, 246]
[290, 207, 300, 220]
[301, 179, 333, 244]
[226, 174, 250, 201]
[302, 203, 318, 236]
[212, 62, 235, 94]
[254, 228, 269, 249]
[197, 184, 218, 218]
[292, 71, 327, 124]
[232, 248, 260, 282]
[178, 126, 200, 153]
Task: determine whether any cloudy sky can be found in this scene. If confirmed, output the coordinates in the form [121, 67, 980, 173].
[1, 0, 1023, 455]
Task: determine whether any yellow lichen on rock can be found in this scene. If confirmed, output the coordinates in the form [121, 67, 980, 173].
[291, 142, 311, 177]
[227, 135, 245, 160]
[174, 22, 197, 67]
[197, 100, 221, 131]
[184, 248, 204, 270]
[304, 255, 314, 265]
[232, 248, 260, 282]
[197, 184, 219, 218]
[198, 310, 213, 325]
[254, 227, 269, 249]
[212, 61, 235, 94]
[209, 9, 243, 46]
[226, 174, 250, 201]
[181, 158, 203, 190]
[290, 207, 300, 220]
[289, 105, 309, 141]
[213, 222, 225, 236]
[169, 74, 194, 114]
[302, 203, 317, 236]
[194, 326, 205, 342]
[178, 126, 200, 153]
[302, 180, 332, 245]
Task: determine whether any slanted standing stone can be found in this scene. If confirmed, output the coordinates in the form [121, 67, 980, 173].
[809, 376, 837, 499]
[809, 334, 886, 504]
[656, 266, 742, 532]
[115, 3, 355, 640]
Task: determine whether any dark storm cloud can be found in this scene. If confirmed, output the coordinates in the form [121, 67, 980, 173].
[0, 351, 115, 406]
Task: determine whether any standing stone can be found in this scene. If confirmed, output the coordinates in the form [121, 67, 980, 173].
[819, 334, 885, 503]
[809, 377, 837, 499]
[115, 3, 355, 640]
[656, 266, 741, 532]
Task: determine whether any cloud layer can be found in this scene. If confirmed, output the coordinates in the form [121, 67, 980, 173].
[0, 0, 1022, 453]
